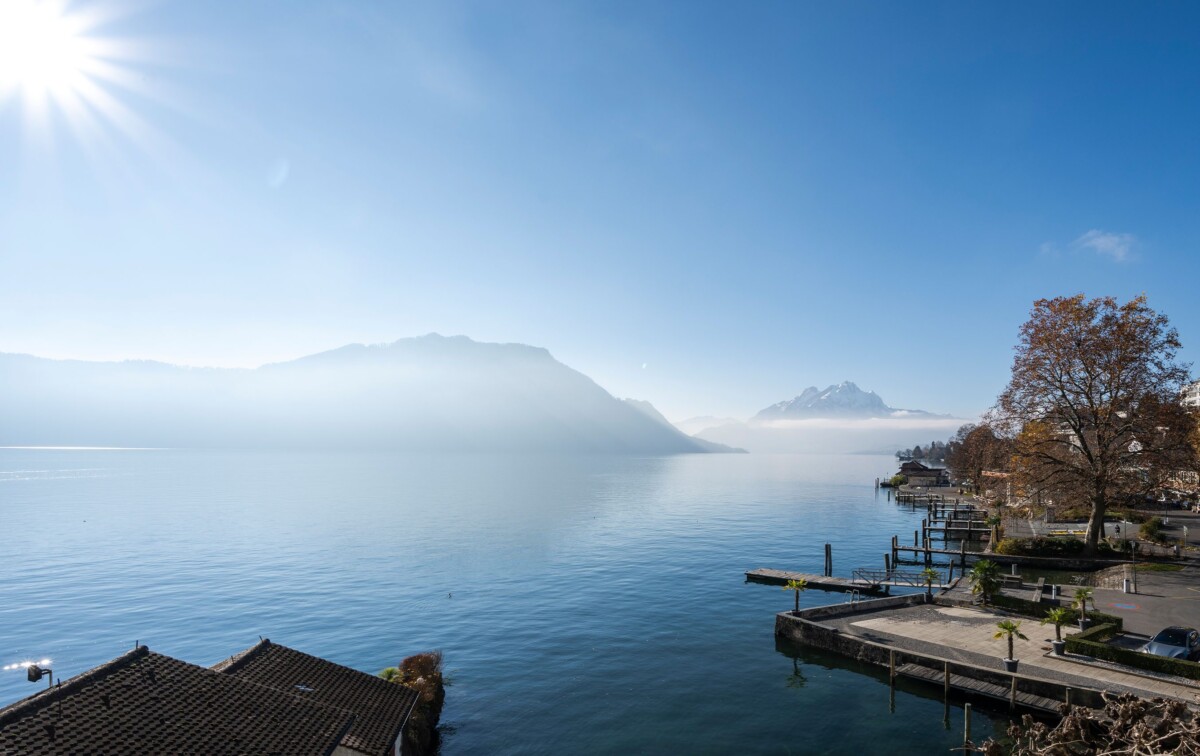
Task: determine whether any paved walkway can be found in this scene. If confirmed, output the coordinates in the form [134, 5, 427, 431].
[824, 602, 1200, 706]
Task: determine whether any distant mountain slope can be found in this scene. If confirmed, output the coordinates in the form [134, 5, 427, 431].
[622, 400, 745, 453]
[751, 381, 944, 423]
[0, 335, 735, 454]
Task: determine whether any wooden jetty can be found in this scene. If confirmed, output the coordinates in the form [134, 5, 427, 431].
[746, 569, 865, 591]
[745, 568, 950, 592]
[895, 662, 1064, 714]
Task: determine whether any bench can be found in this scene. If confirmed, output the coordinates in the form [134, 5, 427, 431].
[1000, 574, 1023, 588]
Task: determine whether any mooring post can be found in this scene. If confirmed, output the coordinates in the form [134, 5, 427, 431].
[891, 535, 897, 565]
[960, 539, 967, 569]
[884, 553, 891, 575]
[943, 661, 950, 699]
[924, 538, 931, 565]
[964, 702, 972, 749]
[889, 649, 895, 683]
[1065, 687, 1072, 709]
[914, 529, 919, 547]
[825, 543, 833, 577]
[1009, 675, 1017, 711]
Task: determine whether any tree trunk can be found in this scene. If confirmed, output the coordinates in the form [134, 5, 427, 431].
[1084, 496, 1107, 554]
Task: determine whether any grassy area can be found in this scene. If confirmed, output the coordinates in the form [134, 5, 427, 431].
[1133, 562, 1185, 572]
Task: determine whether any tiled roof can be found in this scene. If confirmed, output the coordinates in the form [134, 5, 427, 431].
[0, 645, 353, 755]
[214, 640, 419, 756]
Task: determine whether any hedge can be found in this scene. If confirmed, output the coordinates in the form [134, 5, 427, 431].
[1066, 625, 1200, 681]
[992, 537, 1121, 557]
[988, 594, 1123, 632]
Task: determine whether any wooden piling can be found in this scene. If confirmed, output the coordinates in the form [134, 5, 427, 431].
[1010, 675, 1017, 711]
[964, 703, 972, 748]
[943, 662, 950, 698]
[889, 649, 896, 683]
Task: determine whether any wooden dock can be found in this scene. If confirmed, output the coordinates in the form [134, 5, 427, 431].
[894, 544, 982, 558]
[745, 568, 950, 591]
[745, 569, 866, 591]
[896, 663, 1064, 714]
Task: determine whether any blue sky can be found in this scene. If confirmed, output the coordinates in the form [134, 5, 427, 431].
[2, 1, 1199, 421]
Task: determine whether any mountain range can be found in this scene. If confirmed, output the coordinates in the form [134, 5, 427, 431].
[685, 381, 959, 454]
[0, 335, 741, 455]
[750, 381, 945, 423]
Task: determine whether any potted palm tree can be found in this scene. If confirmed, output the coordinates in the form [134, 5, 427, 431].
[783, 578, 808, 616]
[995, 619, 1028, 672]
[1041, 607, 1069, 655]
[968, 559, 1001, 605]
[1073, 587, 1094, 630]
[919, 567, 940, 602]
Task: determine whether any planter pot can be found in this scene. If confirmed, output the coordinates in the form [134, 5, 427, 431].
[1078, 619, 1091, 631]
[1051, 640, 1066, 656]
[1002, 658, 1019, 673]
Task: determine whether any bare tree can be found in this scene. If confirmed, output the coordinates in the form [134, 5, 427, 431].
[990, 295, 1194, 553]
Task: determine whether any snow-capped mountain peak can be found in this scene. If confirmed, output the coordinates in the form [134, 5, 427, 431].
[750, 382, 934, 422]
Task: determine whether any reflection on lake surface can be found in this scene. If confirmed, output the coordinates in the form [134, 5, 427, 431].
[0, 449, 999, 753]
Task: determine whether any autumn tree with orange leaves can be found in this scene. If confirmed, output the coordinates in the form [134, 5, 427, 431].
[989, 295, 1195, 554]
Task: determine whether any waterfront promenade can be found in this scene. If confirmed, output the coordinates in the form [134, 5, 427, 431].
[798, 582, 1200, 707]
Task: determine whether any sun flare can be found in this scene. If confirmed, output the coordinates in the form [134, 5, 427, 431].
[0, 0, 94, 99]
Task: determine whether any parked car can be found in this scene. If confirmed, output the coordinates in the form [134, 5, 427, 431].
[1142, 627, 1200, 661]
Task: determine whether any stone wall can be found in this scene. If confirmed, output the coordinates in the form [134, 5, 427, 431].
[776, 605, 1107, 710]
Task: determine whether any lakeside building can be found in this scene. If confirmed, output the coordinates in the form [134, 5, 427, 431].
[0, 641, 419, 756]
[1183, 380, 1200, 409]
[898, 460, 950, 487]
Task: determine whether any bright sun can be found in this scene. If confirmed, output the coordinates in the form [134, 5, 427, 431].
[0, 0, 94, 100]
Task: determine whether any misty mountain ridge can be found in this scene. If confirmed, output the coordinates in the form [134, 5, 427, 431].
[0, 334, 740, 454]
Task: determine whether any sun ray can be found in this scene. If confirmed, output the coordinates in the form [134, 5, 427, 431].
[1, 0, 185, 175]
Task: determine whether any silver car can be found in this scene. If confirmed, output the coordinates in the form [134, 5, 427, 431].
[1142, 626, 1200, 661]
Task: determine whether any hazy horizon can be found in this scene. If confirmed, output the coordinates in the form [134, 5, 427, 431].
[0, 332, 976, 429]
[5, 1, 1200, 422]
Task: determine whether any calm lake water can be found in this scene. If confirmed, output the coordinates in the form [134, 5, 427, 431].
[0, 449, 1000, 753]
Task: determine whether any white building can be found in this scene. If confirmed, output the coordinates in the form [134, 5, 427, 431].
[1183, 380, 1200, 409]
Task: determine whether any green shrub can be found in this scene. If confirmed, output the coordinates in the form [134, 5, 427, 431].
[991, 537, 1120, 557]
[1140, 517, 1167, 544]
[993, 537, 1085, 556]
[1066, 627, 1200, 681]
[890, 475, 907, 487]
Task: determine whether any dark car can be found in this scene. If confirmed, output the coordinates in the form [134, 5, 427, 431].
[1142, 627, 1200, 661]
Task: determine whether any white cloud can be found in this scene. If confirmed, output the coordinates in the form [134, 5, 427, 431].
[1071, 229, 1137, 262]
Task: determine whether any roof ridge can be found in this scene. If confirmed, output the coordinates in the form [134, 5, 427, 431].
[210, 637, 273, 674]
[0, 645, 150, 727]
